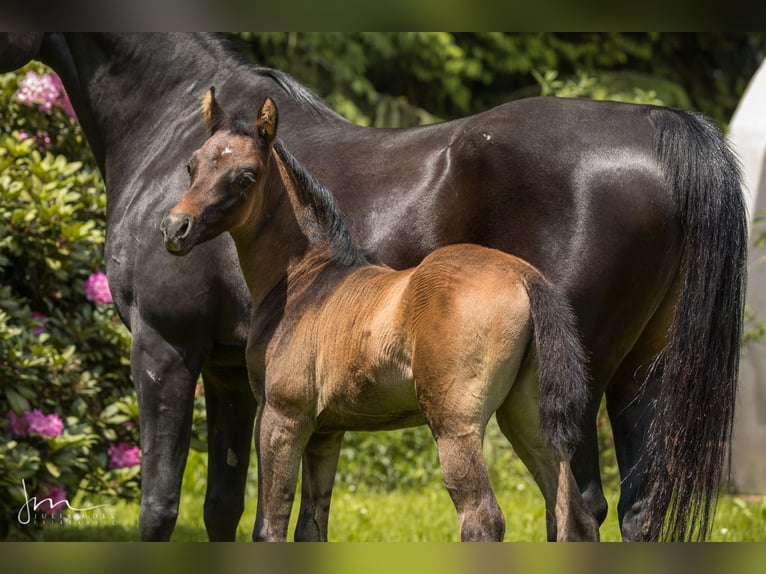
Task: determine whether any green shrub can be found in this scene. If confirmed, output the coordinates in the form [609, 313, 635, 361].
[0, 65, 138, 540]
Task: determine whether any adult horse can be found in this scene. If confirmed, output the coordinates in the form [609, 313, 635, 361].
[0, 33, 747, 542]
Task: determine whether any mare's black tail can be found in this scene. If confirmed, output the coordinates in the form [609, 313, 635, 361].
[642, 108, 748, 541]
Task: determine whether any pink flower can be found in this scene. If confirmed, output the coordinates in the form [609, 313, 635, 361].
[15, 70, 60, 112]
[24, 409, 64, 439]
[84, 271, 113, 305]
[30, 311, 48, 336]
[16, 128, 52, 152]
[35, 484, 68, 515]
[14, 70, 76, 119]
[108, 442, 141, 469]
[6, 410, 29, 437]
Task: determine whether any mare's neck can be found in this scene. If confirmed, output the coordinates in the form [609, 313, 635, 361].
[39, 33, 240, 175]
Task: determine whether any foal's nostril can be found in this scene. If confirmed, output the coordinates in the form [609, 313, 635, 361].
[177, 216, 191, 239]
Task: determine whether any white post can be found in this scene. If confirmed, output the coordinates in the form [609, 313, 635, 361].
[728, 58, 766, 493]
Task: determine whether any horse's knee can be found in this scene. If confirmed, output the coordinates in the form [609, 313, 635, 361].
[139, 497, 179, 541]
[459, 499, 505, 541]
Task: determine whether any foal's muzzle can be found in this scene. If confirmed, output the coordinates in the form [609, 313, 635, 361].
[160, 211, 194, 255]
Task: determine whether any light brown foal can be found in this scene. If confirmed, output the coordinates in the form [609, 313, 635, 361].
[161, 89, 599, 542]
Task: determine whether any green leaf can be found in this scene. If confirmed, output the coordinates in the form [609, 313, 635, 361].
[5, 388, 30, 413]
[45, 461, 61, 478]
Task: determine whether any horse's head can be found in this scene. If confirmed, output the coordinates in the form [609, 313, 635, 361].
[161, 88, 278, 256]
[0, 33, 45, 72]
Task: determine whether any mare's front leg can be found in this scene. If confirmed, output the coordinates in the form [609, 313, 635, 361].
[294, 431, 344, 541]
[201, 364, 257, 541]
[253, 403, 312, 541]
[131, 321, 203, 541]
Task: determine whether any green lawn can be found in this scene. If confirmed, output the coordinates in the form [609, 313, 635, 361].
[36, 445, 766, 542]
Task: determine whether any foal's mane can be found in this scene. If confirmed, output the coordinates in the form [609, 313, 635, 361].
[271, 139, 367, 267]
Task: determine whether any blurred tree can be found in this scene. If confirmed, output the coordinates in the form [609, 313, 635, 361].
[231, 32, 766, 127]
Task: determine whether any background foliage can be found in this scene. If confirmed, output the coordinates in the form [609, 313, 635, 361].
[0, 65, 139, 539]
[1, 33, 764, 539]
[233, 32, 766, 127]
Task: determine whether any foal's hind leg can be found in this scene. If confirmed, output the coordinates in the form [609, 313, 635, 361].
[415, 370, 507, 540]
[432, 428, 505, 541]
[294, 431, 344, 541]
[496, 363, 600, 541]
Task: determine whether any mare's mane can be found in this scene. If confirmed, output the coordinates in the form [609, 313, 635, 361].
[209, 33, 342, 121]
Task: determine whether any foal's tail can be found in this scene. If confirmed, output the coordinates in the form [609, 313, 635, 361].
[643, 109, 748, 541]
[523, 271, 590, 461]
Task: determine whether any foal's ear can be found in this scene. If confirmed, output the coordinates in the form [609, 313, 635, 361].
[202, 87, 226, 135]
[255, 97, 278, 145]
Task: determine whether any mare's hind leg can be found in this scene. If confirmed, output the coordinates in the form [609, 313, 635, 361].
[606, 289, 677, 541]
[200, 364, 257, 541]
[294, 431, 344, 541]
[496, 362, 600, 541]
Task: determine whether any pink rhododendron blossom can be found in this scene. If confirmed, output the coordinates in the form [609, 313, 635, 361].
[84, 271, 113, 305]
[17, 128, 52, 152]
[14, 70, 76, 118]
[15, 71, 60, 112]
[35, 484, 68, 515]
[24, 409, 64, 439]
[30, 311, 48, 336]
[6, 410, 29, 437]
[108, 442, 141, 469]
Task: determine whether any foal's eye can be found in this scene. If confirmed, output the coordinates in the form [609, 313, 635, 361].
[235, 172, 256, 189]
[186, 161, 193, 177]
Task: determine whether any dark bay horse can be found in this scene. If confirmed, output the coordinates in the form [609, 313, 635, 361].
[0, 33, 747, 541]
[161, 91, 600, 541]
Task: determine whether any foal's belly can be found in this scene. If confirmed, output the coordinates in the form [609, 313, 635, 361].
[315, 369, 425, 432]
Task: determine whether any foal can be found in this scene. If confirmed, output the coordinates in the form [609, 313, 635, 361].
[161, 90, 599, 542]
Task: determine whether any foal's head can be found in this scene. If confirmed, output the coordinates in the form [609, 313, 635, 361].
[161, 88, 278, 256]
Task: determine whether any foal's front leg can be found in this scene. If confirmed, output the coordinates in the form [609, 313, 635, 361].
[294, 431, 345, 541]
[252, 403, 312, 541]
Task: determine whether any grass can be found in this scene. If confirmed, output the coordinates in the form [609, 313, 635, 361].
[34, 425, 766, 543]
